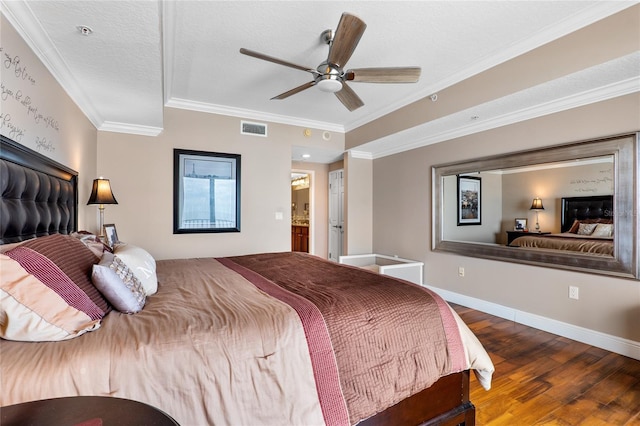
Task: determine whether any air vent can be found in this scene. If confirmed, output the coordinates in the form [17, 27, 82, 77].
[241, 121, 267, 137]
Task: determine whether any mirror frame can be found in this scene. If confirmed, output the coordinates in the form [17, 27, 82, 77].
[432, 133, 639, 280]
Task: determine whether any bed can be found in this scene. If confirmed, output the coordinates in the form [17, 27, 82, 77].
[0, 135, 493, 426]
[508, 195, 614, 256]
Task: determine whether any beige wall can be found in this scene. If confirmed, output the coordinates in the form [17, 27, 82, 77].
[0, 16, 97, 230]
[97, 107, 343, 260]
[344, 153, 373, 255]
[371, 94, 640, 343]
[358, 7, 639, 346]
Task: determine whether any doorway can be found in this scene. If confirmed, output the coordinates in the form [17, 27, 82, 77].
[328, 169, 344, 261]
[291, 171, 313, 253]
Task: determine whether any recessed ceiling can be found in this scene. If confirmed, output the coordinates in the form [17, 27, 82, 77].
[2, 1, 637, 162]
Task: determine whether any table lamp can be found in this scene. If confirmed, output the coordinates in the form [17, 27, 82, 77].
[530, 197, 544, 232]
[87, 178, 118, 237]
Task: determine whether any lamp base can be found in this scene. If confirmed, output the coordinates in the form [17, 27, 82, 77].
[98, 205, 105, 237]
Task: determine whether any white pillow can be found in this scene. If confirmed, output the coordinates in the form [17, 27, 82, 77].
[92, 252, 146, 314]
[113, 244, 158, 295]
[577, 223, 598, 235]
[591, 223, 613, 238]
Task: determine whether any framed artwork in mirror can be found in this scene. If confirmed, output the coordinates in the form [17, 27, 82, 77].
[514, 218, 527, 231]
[173, 149, 241, 234]
[103, 224, 119, 248]
[457, 176, 481, 225]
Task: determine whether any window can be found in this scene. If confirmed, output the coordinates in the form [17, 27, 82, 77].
[173, 149, 240, 233]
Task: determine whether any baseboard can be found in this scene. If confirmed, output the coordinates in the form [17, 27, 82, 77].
[426, 285, 640, 361]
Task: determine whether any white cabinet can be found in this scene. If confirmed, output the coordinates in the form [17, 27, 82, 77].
[339, 254, 424, 285]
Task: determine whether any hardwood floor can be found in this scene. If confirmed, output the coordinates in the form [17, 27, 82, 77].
[451, 304, 640, 425]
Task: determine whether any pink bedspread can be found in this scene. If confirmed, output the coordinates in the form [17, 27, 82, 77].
[1, 252, 493, 425]
[223, 252, 486, 424]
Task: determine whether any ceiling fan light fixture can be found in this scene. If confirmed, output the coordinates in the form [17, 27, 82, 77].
[240, 13, 419, 110]
[317, 78, 343, 93]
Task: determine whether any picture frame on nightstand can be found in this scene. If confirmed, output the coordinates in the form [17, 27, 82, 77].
[514, 218, 527, 231]
[103, 223, 119, 248]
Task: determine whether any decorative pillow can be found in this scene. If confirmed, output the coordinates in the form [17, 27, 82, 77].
[92, 253, 146, 314]
[577, 223, 598, 235]
[568, 218, 613, 233]
[1, 254, 101, 341]
[113, 244, 158, 295]
[20, 234, 110, 315]
[71, 232, 111, 258]
[567, 220, 581, 233]
[591, 223, 614, 238]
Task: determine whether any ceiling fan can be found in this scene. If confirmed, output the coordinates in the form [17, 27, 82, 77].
[239, 12, 421, 111]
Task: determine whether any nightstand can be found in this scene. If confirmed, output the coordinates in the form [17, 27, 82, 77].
[506, 231, 550, 245]
[1, 396, 179, 426]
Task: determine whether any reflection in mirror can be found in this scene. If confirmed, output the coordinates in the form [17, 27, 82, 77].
[432, 134, 638, 279]
[442, 155, 614, 251]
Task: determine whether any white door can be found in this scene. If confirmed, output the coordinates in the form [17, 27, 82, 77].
[328, 169, 344, 262]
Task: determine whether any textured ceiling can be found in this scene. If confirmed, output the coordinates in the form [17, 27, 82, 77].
[2, 1, 637, 162]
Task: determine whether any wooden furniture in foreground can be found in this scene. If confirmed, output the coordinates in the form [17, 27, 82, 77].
[360, 370, 474, 426]
[1, 396, 179, 426]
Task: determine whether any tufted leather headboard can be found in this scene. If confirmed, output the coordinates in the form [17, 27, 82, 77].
[0, 135, 78, 244]
[561, 195, 614, 233]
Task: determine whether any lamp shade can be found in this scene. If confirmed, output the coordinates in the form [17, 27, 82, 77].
[87, 178, 118, 205]
[530, 197, 544, 210]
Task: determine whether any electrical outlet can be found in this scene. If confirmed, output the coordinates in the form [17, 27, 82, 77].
[569, 286, 579, 300]
[458, 267, 465, 277]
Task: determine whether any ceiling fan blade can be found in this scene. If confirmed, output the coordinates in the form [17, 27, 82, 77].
[346, 67, 421, 83]
[240, 48, 315, 73]
[335, 82, 364, 111]
[327, 13, 366, 68]
[271, 81, 316, 100]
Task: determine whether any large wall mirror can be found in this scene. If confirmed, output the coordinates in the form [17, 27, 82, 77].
[432, 133, 639, 280]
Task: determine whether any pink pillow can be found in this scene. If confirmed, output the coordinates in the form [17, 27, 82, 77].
[20, 234, 110, 316]
[1, 253, 102, 341]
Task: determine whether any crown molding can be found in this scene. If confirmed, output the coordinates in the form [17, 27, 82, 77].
[3, 0, 634, 141]
[165, 97, 345, 133]
[99, 121, 163, 137]
[1, 0, 104, 130]
[343, 2, 636, 132]
[348, 150, 373, 160]
[366, 76, 640, 160]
